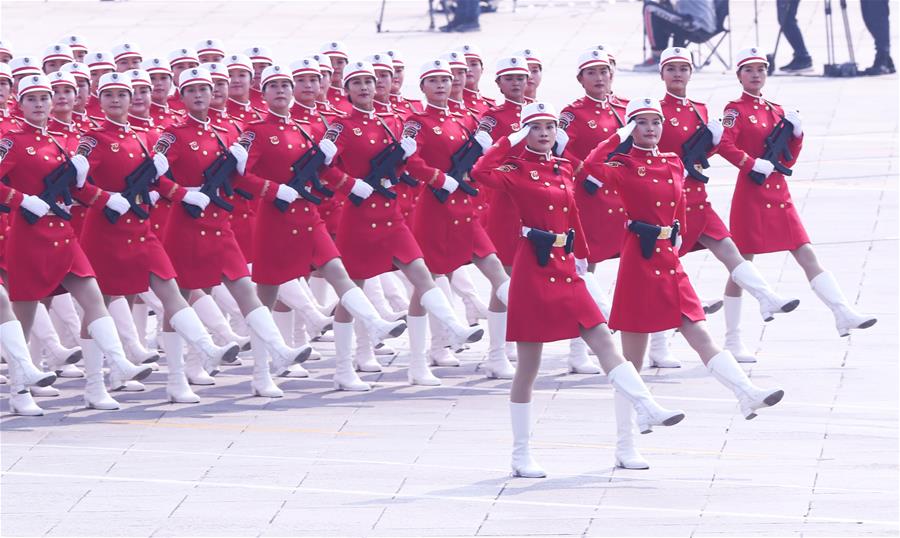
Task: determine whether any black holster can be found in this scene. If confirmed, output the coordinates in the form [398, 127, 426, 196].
[627, 219, 680, 260]
[525, 228, 574, 267]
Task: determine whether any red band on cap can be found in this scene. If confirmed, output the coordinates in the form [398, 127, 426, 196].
[419, 68, 453, 80]
[496, 66, 529, 77]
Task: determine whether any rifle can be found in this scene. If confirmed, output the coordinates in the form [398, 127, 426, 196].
[681, 124, 714, 183]
[103, 157, 156, 224]
[182, 134, 253, 218]
[21, 160, 76, 225]
[586, 105, 629, 195]
[430, 118, 494, 203]
[748, 118, 795, 185]
[347, 119, 418, 207]
[274, 125, 335, 211]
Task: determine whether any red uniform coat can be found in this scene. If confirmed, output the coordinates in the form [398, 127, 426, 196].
[47, 116, 89, 235]
[561, 95, 628, 263]
[480, 99, 527, 265]
[326, 106, 423, 280]
[153, 114, 255, 289]
[462, 87, 496, 117]
[166, 93, 186, 114]
[0, 111, 20, 272]
[129, 115, 173, 238]
[375, 100, 420, 221]
[294, 101, 346, 234]
[149, 102, 184, 129]
[248, 87, 267, 113]
[243, 112, 340, 285]
[658, 94, 730, 254]
[448, 97, 490, 224]
[718, 92, 808, 254]
[389, 93, 423, 117]
[211, 106, 256, 262]
[472, 137, 604, 342]
[585, 141, 705, 333]
[85, 93, 105, 122]
[78, 120, 179, 295]
[326, 86, 353, 114]
[0, 124, 109, 300]
[404, 104, 496, 275]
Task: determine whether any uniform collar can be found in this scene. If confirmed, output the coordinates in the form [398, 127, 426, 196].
[227, 97, 253, 111]
[186, 113, 212, 130]
[665, 91, 689, 106]
[504, 98, 526, 108]
[585, 93, 610, 108]
[0, 107, 8, 118]
[426, 102, 449, 114]
[105, 116, 132, 132]
[631, 143, 660, 157]
[448, 97, 465, 107]
[210, 106, 228, 117]
[373, 99, 392, 112]
[50, 116, 77, 132]
[351, 105, 376, 119]
[23, 118, 49, 135]
[294, 101, 316, 112]
[268, 109, 292, 123]
[524, 145, 552, 162]
[463, 87, 481, 98]
[150, 101, 171, 113]
[741, 90, 765, 105]
[128, 113, 154, 127]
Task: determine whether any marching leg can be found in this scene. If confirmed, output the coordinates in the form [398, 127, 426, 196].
[79, 337, 120, 410]
[614, 391, 650, 469]
[380, 272, 411, 313]
[170, 307, 240, 376]
[339, 286, 406, 344]
[730, 261, 800, 321]
[49, 293, 83, 349]
[607, 362, 685, 433]
[248, 331, 284, 398]
[567, 338, 602, 374]
[450, 266, 489, 326]
[1, 320, 57, 389]
[481, 311, 515, 379]
[352, 320, 383, 372]
[278, 279, 334, 340]
[192, 294, 251, 350]
[244, 306, 311, 373]
[159, 332, 200, 403]
[273, 309, 309, 377]
[647, 330, 681, 368]
[706, 350, 784, 419]
[332, 321, 371, 391]
[211, 284, 250, 338]
[407, 315, 440, 385]
[87, 316, 153, 388]
[427, 312, 460, 367]
[810, 271, 877, 336]
[364, 277, 407, 322]
[30, 303, 81, 373]
[420, 287, 483, 349]
[509, 402, 546, 478]
[723, 296, 758, 363]
[108, 297, 159, 365]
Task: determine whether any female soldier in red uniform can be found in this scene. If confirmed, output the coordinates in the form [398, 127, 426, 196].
[718, 48, 876, 341]
[471, 102, 686, 479]
[0, 74, 153, 411]
[152, 67, 311, 384]
[403, 59, 514, 385]
[583, 98, 785, 470]
[324, 60, 483, 391]
[79, 71, 240, 403]
[242, 64, 405, 397]
[652, 47, 799, 367]
[459, 44, 497, 117]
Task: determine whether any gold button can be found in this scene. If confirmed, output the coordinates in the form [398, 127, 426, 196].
[670, 201, 675, 207]
[776, 184, 781, 189]
[64, 239, 70, 244]
[127, 239, 132, 244]
[371, 223, 377, 229]
[451, 199, 456, 204]
[213, 212, 218, 218]
[619, 208, 624, 212]
[453, 219, 459, 225]
[780, 203, 785, 208]
[656, 201, 661, 207]
[608, 208, 613, 214]
[49, 221, 54, 227]
[560, 255, 566, 261]
[371, 202, 377, 208]
[304, 206, 310, 212]
[139, 236, 145, 242]
[766, 203, 772, 208]
[661, 158, 667, 163]
[687, 207, 692, 211]
[126, 218, 132, 224]
[215, 230, 221, 236]
[654, 270, 660, 275]
[384, 202, 390, 208]
[667, 179, 673, 184]
[548, 205, 554, 211]
[200, 230, 206, 236]
[466, 217, 471, 222]
[291, 207, 296, 213]
[387, 221, 393, 226]
[669, 269, 675, 275]
[549, 277, 556, 283]
[699, 204, 704, 209]
[53, 241, 59, 247]
[563, 207, 568, 212]
[292, 229, 298, 235]
[307, 226, 313, 232]
[656, 247, 661, 253]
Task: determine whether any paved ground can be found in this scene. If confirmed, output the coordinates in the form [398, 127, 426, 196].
[1, 1, 898, 536]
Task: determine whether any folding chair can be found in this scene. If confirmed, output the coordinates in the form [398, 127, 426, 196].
[693, 0, 733, 70]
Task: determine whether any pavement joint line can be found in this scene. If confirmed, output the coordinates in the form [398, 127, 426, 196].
[2, 470, 897, 528]
[2, 443, 894, 496]
[100, 419, 372, 436]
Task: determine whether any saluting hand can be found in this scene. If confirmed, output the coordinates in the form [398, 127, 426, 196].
[508, 126, 530, 147]
[554, 127, 569, 156]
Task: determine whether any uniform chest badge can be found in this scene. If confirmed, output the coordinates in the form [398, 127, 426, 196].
[670, 117, 679, 127]
[511, 123, 520, 132]
[637, 166, 646, 177]
[587, 120, 597, 129]
[189, 141, 200, 151]
[353, 127, 363, 136]
[110, 142, 120, 153]
[269, 136, 280, 145]
[749, 115, 758, 124]
[530, 170, 540, 180]
[25, 146, 36, 155]
[432, 126, 443, 135]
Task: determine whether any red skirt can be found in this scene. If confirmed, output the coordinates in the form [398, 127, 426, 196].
[318, 196, 345, 236]
[507, 237, 605, 342]
[0, 213, 9, 271]
[680, 201, 731, 254]
[251, 200, 340, 285]
[7, 212, 95, 301]
[80, 206, 177, 296]
[228, 195, 256, 263]
[336, 195, 423, 280]
[150, 199, 172, 238]
[69, 205, 88, 237]
[412, 190, 496, 275]
[162, 203, 250, 290]
[730, 172, 810, 254]
[574, 183, 627, 263]
[485, 190, 521, 266]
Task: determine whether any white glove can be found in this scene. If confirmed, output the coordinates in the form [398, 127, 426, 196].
[105, 192, 130, 215]
[575, 257, 588, 276]
[350, 179, 374, 200]
[752, 158, 775, 178]
[674, 234, 683, 254]
[616, 121, 636, 141]
[182, 190, 211, 210]
[229, 143, 248, 175]
[148, 191, 160, 205]
[399, 137, 417, 159]
[554, 127, 569, 155]
[784, 109, 802, 138]
[152, 153, 169, 178]
[585, 174, 604, 188]
[318, 138, 337, 166]
[474, 130, 493, 151]
[70, 154, 89, 188]
[707, 117, 724, 145]
[276, 184, 299, 203]
[441, 174, 459, 194]
[20, 194, 50, 218]
[508, 126, 529, 146]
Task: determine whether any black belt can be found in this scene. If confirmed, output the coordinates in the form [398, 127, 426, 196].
[522, 226, 574, 267]
[627, 219, 680, 260]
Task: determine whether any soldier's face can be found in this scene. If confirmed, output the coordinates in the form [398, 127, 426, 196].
[43, 59, 68, 74]
[346, 75, 375, 107]
[91, 68, 113, 91]
[130, 85, 151, 115]
[293, 74, 320, 104]
[465, 58, 482, 88]
[526, 64, 542, 94]
[497, 74, 527, 101]
[211, 79, 229, 107]
[20, 91, 52, 123]
[228, 69, 252, 99]
[330, 56, 348, 78]
[172, 62, 199, 82]
[738, 63, 767, 93]
[577, 65, 611, 99]
[73, 50, 87, 62]
[450, 68, 466, 94]
[74, 79, 90, 109]
[421, 75, 451, 103]
[263, 79, 293, 111]
[0, 78, 10, 103]
[199, 53, 224, 64]
[51, 85, 76, 114]
[524, 120, 556, 152]
[374, 69, 392, 100]
[182, 83, 212, 114]
[631, 113, 663, 147]
[252, 63, 269, 87]
[391, 66, 404, 92]
[0, 52, 12, 63]
[150, 73, 172, 103]
[116, 57, 141, 72]
[661, 62, 692, 92]
[99, 88, 132, 119]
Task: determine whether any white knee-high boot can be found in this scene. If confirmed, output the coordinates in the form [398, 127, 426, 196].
[86, 316, 153, 385]
[248, 330, 283, 398]
[244, 306, 311, 373]
[273, 310, 309, 377]
[49, 293, 82, 349]
[29, 303, 81, 372]
[159, 332, 200, 403]
[810, 271, 878, 337]
[614, 391, 649, 469]
[482, 311, 515, 379]
[108, 297, 159, 365]
[192, 294, 250, 350]
[364, 277, 407, 322]
[332, 321, 370, 391]
[580, 271, 612, 319]
[510, 402, 546, 478]
[606, 362, 685, 433]
[380, 272, 410, 313]
[567, 338, 602, 374]
[352, 320, 382, 372]
[2, 320, 57, 389]
[647, 330, 681, 368]
[278, 279, 334, 339]
[340, 287, 406, 344]
[420, 287, 483, 350]
[706, 350, 784, 419]
[450, 266, 489, 326]
[79, 337, 120, 410]
[170, 307, 241, 375]
[407, 315, 440, 385]
[308, 275, 332, 307]
[427, 312, 460, 367]
[731, 261, 800, 321]
[723, 296, 757, 363]
[211, 285, 250, 337]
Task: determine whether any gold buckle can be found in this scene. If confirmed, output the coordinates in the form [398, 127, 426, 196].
[552, 233, 567, 248]
[657, 226, 672, 240]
